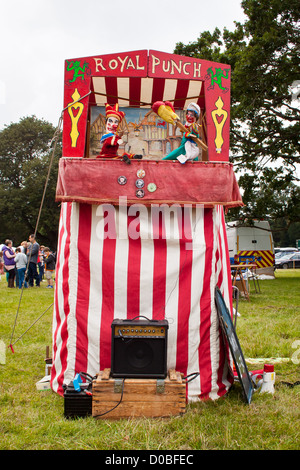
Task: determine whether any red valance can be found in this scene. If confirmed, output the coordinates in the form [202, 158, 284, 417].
[55, 158, 243, 208]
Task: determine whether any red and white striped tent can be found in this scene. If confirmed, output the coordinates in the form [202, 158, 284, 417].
[51, 50, 243, 401]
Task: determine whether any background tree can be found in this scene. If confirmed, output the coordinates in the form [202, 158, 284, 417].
[175, 0, 300, 242]
[0, 116, 61, 249]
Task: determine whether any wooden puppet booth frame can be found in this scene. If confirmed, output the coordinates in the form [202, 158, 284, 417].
[51, 50, 243, 401]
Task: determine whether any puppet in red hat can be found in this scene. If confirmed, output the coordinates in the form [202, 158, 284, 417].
[97, 104, 142, 163]
[98, 104, 125, 158]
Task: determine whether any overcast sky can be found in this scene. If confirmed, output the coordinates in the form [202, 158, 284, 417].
[0, 0, 246, 130]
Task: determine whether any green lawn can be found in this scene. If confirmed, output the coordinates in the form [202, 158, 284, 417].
[0, 270, 299, 450]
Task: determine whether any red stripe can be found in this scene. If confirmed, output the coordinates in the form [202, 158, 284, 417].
[174, 80, 190, 109]
[57, 202, 72, 390]
[105, 77, 118, 104]
[221, 209, 233, 314]
[127, 209, 142, 319]
[176, 208, 193, 375]
[99, 208, 117, 370]
[216, 207, 233, 396]
[151, 78, 165, 103]
[216, 210, 231, 395]
[74, 204, 92, 375]
[51, 204, 67, 394]
[199, 208, 214, 399]
[152, 210, 167, 320]
[129, 77, 141, 107]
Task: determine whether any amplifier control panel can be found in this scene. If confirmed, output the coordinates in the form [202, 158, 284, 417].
[112, 319, 168, 338]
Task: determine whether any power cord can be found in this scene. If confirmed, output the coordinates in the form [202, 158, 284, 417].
[183, 372, 200, 383]
[93, 378, 125, 418]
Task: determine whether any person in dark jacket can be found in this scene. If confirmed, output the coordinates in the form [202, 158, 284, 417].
[27, 234, 40, 287]
[44, 247, 56, 288]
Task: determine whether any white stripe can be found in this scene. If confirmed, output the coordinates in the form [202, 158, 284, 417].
[117, 77, 130, 107]
[139, 208, 154, 317]
[164, 211, 181, 371]
[114, 206, 129, 320]
[64, 202, 80, 385]
[187, 206, 205, 399]
[140, 77, 154, 107]
[87, 205, 104, 374]
[163, 79, 178, 103]
[92, 77, 107, 105]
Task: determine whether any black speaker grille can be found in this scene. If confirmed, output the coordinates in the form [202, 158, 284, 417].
[111, 319, 168, 379]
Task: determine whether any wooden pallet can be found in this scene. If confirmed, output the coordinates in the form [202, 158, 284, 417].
[92, 369, 186, 419]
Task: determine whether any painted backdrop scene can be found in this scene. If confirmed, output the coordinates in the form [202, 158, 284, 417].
[90, 106, 186, 159]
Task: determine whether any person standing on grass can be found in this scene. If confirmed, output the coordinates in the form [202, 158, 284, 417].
[2, 239, 16, 288]
[38, 245, 45, 283]
[15, 247, 28, 289]
[43, 247, 56, 288]
[27, 234, 40, 287]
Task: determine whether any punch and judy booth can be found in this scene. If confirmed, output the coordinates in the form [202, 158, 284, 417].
[51, 50, 243, 402]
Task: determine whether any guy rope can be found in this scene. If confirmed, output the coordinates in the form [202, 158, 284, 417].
[8, 91, 96, 351]
[8, 116, 63, 352]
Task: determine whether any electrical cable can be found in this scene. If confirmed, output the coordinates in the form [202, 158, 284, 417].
[183, 372, 200, 383]
[93, 378, 125, 418]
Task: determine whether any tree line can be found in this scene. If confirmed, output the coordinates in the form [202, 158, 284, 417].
[0, 116, 61, 249]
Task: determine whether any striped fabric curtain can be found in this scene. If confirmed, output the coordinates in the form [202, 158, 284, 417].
[51, 202, 233, 401]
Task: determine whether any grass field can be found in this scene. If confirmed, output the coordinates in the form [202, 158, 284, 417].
[0, 269, 299, 450]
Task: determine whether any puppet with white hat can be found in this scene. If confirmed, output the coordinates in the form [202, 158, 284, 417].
[152, 101, 202, 164]
[164, 102, 201, 164]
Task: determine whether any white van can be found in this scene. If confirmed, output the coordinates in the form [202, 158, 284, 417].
[226, 220, 275, 276]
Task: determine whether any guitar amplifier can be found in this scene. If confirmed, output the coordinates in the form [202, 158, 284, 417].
[111, 318, 168, 379]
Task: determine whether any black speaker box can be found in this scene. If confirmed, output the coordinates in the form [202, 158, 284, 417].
[111, 318, 168, 379]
